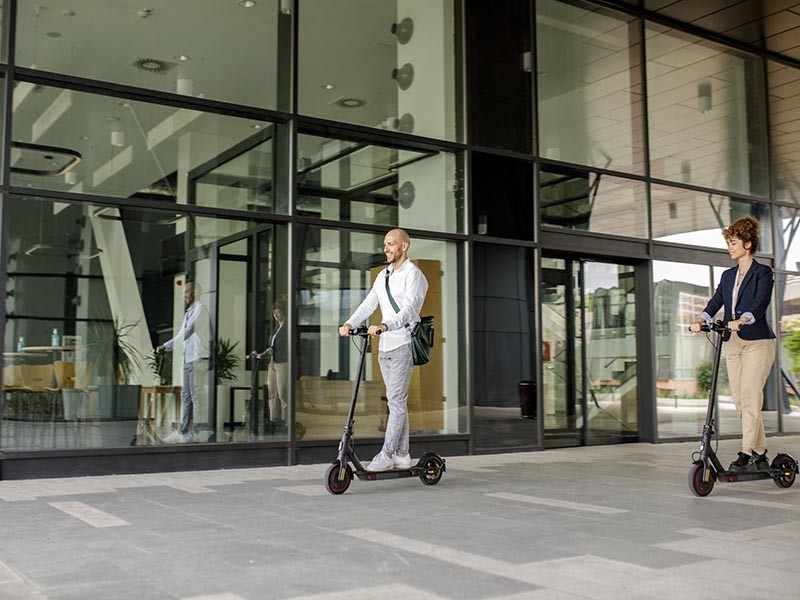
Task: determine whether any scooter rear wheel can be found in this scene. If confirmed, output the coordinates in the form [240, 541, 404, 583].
[689, 462, 715, 497]
[418, 452, 445, 486]
[324, 463, 353, 495]
[771, 454, 797, 489]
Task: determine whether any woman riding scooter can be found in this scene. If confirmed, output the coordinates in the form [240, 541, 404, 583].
[689, 216, 775, 472]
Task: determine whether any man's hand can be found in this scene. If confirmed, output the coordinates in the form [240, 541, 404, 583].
[155, 344, 165, 352]
[688, 322, 702, 333]
[367, 324, 386, 337]
[338, 323, 353, 337]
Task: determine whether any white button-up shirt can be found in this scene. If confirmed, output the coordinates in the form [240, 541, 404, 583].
[346, 259, 428, 352]
[164, 301, 210, 363]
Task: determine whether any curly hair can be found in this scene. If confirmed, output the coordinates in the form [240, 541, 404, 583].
[723, 216, 760, 254]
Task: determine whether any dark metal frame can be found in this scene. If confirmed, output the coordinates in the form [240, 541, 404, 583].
[2, 0, 800, 477]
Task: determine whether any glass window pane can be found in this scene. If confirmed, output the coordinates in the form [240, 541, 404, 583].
[1, 196, 289, 451]
[11, 84, 284, 213]
[466, 0, 533, 152]
[298, 0, 461, 141]
[646, 24, 768, 197]
[537, 0, 645, 174]
[651, 184, 771, 253]
[777, 205, 800, 272]
[777, 273, 800, 432]
[770, 62, 800, 206]
[297, 132, 463, 233]
[15, 1, 285, 109]
[540, 166, 648, 237]
[473, 152, 533, 240]
[473, 244, 537, 449]
[296, 227, 464, 440]
[654, 261, 713, 439]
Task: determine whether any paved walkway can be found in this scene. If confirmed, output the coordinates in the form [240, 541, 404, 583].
[1, 438, 799, 600]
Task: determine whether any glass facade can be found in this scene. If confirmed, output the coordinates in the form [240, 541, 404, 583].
[1, 0, 799, 477]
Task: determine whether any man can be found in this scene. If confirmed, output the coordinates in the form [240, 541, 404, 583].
[339, 229, 428, 471]
[158, 280, 210, 443]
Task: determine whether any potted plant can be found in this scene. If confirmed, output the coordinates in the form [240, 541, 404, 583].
[86, 319, 143, 420]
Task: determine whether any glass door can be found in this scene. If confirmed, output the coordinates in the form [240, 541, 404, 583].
[542, 256, 639, 446]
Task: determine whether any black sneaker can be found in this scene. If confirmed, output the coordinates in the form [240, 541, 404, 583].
[752, 450, 770, 470]
[729, 451, 753, 472]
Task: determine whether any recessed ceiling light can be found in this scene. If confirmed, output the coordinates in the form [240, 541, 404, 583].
[322, 83, 336, 90]
[251, 124, 263, 129]
[46, 31, 61, 38]
[175, 54, 190, 62]
[336, 97, 367, 109]
[80, 135, 89, 141]
[62, 10, 76, 17]
[239, 0, 257, 7]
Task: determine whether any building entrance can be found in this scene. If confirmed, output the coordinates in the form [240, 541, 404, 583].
[541, 256, 640, 447]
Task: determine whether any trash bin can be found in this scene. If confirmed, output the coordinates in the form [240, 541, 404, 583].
[518, 381, 536, 419]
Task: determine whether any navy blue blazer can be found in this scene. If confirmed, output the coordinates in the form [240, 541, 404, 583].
[701, 259, 775, 341]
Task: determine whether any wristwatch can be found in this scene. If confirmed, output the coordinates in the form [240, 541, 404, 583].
[380, 323, 388, 332]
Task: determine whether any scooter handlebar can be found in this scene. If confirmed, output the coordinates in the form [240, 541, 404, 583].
[348, 326, 380, 337]
[689, 320, 726, 333]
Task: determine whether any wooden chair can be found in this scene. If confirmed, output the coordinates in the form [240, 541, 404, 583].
[3, 365, 25, 419]
[19, 364, 57, 421]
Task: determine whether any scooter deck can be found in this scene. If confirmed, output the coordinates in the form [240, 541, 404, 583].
[715, 468, 776, 483]
[354, 467, 421, 481]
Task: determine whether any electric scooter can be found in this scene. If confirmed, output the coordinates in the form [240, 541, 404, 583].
[324, 326, 446, 495]
[688, 320, 798, 497]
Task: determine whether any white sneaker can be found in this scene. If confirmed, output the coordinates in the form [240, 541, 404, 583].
[162, 430, 182, 444]
[366, 452, 394, 472]
[181, 431, 194, 443]
[393, 454, 412, 469]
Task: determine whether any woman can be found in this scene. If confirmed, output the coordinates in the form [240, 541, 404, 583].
[689, 216, 775, 472]
[257, 299, 288, 433]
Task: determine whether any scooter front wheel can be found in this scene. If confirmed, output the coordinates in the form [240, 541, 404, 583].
[418, 452, 445, 486]
[771, 454, 797, 489]
[689, 462, 715, 497]
[324, 463, 353, 495]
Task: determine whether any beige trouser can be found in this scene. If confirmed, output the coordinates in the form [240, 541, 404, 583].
[267, 359, 288, 422]
[724, 331, 775, 451]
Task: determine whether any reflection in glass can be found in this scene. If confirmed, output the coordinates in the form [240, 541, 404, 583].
[537, 0, 644, 174]
[11, 84, 281, 213]
[654, 261, 717, 439]
[15, 0, 284, 109]
[646, 24, 768, 197]
[651, 184, 771, 253]
[583, 262, 638, 440]
[777, 273, 800, 432]
[776, 205, 800, 272]
[771, 62, 800, 206]
[1, 196, 287, 450]
[473, 245, 537, 449]
[298, 0, 460, 141]
[466, 0, 533, 152]
[296, 227, 463, 441]
[297, 133, 463, 233]
[542, 257, 638, 444]
[540, 167, 647, 237]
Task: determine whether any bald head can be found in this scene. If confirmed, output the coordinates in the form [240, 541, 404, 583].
[383, 228, 410, 266]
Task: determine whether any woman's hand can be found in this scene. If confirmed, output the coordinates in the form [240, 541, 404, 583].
[727, 318, 746, 332]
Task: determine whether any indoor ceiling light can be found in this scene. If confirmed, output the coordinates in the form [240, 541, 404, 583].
[335, 97, 367, 109]
[251, 124, 263, 129]
[698, 82, 712, 113]
[322, 83, 336, 90]
[174, 54, 190, 62]
[239, 0, 257, 7]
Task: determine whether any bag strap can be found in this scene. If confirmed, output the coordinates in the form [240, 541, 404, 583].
[384, 270, 410, 329]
